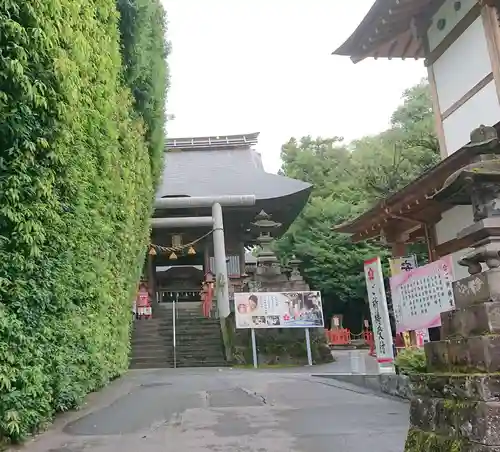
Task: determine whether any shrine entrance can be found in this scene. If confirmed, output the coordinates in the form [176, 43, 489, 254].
[156, 265, 204, 305]
[151, 265, 224, 368]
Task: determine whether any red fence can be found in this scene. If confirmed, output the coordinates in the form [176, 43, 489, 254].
[324, 329, 375, 356]
[324, 328, 351, 345]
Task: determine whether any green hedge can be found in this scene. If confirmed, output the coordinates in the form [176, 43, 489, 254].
[395, 347, 427, 375]
[0, 0, 168, 443]
[117, 0, 169, 184]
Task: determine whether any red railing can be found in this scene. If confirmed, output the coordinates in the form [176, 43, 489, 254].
[324, 328, 351, 345]
[324, 329, 376, 355]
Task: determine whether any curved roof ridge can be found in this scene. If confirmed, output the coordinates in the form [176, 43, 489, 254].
[166, 132, 260, 150]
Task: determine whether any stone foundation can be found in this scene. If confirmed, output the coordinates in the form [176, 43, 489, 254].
[404, 269, 500, 451]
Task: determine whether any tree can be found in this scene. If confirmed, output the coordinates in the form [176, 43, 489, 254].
[276, 80, 438, 330]
[348, 80, 439, 203]
[277, 197, 387, 328]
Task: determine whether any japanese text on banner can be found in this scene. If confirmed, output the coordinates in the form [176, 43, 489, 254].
[364, 257, 394, 364]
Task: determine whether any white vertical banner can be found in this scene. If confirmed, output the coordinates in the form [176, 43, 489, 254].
[364, 257, 395, 373]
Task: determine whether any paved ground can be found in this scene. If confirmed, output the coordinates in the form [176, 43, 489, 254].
[16, 364, 409, 452]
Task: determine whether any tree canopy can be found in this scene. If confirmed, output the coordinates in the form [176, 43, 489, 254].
[276, 80, 438, 330]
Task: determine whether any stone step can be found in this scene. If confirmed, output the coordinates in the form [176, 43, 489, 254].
[130, 305, 225, 370]
[174, 343, 224, 350]
[132, 332, 221, 340]
[131, 345, 171, 354]
[132, 328, 221, 335]
[135, 323, 221, 330]
[174, 335, 222, 341]
[130, 353, 171, 360]
[131, 336, 172, 343]
[133, 320, 220, 328]
[174, 347, 224, 353]
[131, 329, 172, 336]
[130, 336, 172, 346]
[129, 359, 173, 369]
[174, 355, 225, 362]
[132, 331, 221, 338]
[129, 361, 228, 370]
[175, 361, 228, 368]
[131, 335, 221, 343]
[129, 356, 227, 368]
[133, 337, 220, 343]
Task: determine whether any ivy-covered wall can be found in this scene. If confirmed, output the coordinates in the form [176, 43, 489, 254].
[0, 0, 168, 443]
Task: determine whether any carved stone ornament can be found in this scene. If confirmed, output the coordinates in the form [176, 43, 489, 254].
[434, 126, 500, 275]
[459, 241, 500, 274]
[433, 126, 500, 208]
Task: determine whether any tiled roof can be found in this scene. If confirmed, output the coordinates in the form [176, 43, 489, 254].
[333, 0, 442, 62]
[157, 144, 311, 201]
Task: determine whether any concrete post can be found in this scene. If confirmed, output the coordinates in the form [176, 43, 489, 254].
[212, 202, 230, 318]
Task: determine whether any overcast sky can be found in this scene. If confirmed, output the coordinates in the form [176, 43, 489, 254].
[160, 0, 426, 173]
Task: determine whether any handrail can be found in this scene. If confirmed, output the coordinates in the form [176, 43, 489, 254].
[172, 293, 177, 368]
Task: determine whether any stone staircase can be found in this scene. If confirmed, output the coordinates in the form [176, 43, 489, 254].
[129, 302, 227, 369]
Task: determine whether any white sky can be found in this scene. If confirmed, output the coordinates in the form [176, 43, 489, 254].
[161, 0, 426, 173]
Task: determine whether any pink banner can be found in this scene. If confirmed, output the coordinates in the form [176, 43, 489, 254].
[390, 255, 455, 333]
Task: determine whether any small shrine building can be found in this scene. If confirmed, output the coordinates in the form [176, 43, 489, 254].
[150, 132, 312, 310]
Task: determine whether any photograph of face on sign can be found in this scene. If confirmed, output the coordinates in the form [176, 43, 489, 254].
[234, 291, 324, 329]
[285, 292, 323, 325]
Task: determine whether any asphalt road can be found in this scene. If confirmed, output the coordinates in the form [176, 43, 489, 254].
[17, 367, 409, 452]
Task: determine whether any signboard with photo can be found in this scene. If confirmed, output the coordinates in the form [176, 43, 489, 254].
[234, 291, 324, 329]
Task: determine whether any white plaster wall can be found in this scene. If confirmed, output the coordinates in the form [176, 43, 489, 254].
[432, 17, 491, 113]
[442, 80, 500, 155]
[427, 0, 477, 51]
[435, 206, 473, 244]
[435, 205, 475, 281]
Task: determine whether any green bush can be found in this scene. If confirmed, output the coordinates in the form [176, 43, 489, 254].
[117, 0, 169, 185]
[395, 347, 427, 375]
[227, 313, 333, 366]
[0, 0, 168, 443]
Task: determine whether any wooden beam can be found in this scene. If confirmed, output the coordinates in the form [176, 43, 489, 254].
[434, 226, 500, 257]
[423, 27, 448, 159]
[441, 72, 494, 120]
[482, 5, 500, 104]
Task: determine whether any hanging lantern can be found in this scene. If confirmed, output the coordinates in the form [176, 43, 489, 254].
[169, 251, 178, 260]
[187, 246, 196, 255]
[148, 246, 157, 256]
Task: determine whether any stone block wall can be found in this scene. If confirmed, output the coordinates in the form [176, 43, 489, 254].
[405, 269, 500, 451]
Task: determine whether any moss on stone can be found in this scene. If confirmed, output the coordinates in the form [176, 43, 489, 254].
[404, 428, 463, 452]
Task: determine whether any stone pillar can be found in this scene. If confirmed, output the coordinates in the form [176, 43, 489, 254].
[405, 126, 500, 450]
